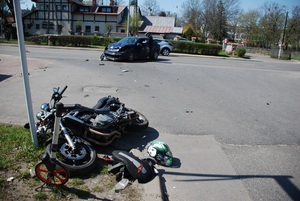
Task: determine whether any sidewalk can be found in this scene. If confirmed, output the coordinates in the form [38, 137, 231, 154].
[140, 134, 252, 201]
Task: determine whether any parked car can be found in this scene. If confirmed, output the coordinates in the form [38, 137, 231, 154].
[174, 37, 191, 42]
[153, 38, 174, 56]
[102, 37, 160, 61]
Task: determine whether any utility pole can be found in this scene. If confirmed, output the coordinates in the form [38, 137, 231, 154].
[278, 11, 288, 59]
[127, 0, 130, 37]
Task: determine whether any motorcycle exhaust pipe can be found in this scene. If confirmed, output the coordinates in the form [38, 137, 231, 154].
[86, 128, 121, 146]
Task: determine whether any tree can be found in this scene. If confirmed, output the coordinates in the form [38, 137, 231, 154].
[210, 0, 227, 41]
[221, 0, 240, 24]
[105, 22, 113, 36]
[181, 0, 201, 31]
[286, 6, 300, 50]
[200, 0, 218, 39]
[158, 11, 166, 17]
[76, 20, 83, 32]
[183, 24, 195, 40]
[141, 0, 160, 16]
[237, 9, 260, 45]
[124, 14, 141, 36]
[258, 2, 286, 48]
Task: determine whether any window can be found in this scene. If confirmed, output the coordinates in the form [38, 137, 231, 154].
[62, 5, 68, 11]
[56, 5, 61, 10]
[80, 7, 89, 12]
[36, 24, 40, 29]
[85, 26, 91, 33]
[95, 26, 99, 32]
[100, 7, 112, 13]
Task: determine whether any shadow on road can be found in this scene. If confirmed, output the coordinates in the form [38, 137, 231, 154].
[0, 74, 12, 81]
[159, 170, 300, 201]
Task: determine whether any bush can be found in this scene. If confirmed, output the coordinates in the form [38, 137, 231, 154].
[236, 48, 246, 57]
[25, 35, 121, 47]
[172, 41, 222, 56]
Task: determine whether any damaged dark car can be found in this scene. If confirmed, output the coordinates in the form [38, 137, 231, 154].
[101, 37, 160, 61]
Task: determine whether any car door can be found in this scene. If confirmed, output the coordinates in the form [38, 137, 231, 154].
[136, 38, 149, 59]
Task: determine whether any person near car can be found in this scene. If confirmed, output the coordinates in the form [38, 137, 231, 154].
[145, 32, 153, 58]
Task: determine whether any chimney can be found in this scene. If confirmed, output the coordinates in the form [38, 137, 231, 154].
[110, 0, 114, 6]
[92, 0, 97, 6]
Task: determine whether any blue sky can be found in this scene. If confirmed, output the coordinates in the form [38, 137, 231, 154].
[22, 0, 299, 13]
[138, 0, 299, 14]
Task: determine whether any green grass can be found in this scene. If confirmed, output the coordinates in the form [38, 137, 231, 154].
[0, 124, 45, 198]
[0, 124, 141, 200]
[33, 192, 48, 200]
[291, 55, 300, 61]
[0, 124, 44, 169]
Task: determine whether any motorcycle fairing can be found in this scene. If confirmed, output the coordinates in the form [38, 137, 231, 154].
[111, 150, 156, 184]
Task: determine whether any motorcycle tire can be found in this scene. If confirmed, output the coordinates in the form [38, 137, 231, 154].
[46, 137, 97, 177]
[126, 109, 149, 131]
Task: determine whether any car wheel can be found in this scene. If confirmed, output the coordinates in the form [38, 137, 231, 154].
[161, 48, 170, 56]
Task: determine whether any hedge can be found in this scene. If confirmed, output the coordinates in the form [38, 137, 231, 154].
[172, 41, 222, 56]
[25, 35, 222, 56]
[25, 35, 120, 47]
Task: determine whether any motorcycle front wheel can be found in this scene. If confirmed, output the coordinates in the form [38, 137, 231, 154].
[46, 137, 97, 177]
[126, 109, 149, 131]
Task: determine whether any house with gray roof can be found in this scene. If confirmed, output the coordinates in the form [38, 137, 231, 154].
[139, 16, 182, 39]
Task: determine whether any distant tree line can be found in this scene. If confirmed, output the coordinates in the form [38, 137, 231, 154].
[144, 0, 300, 50]
[1, 0, 299, 50]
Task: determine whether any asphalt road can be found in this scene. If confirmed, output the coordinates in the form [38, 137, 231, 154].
[0, 45, 300, 200]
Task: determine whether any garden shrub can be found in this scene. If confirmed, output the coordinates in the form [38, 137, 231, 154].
[172, 41, 222, 56]
[236, 48, 246, 57]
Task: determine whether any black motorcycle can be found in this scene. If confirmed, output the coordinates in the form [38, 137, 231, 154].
[61, 90, 149, 146]
[33, 85, 149, 171]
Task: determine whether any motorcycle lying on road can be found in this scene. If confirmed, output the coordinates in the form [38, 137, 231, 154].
[31, 86, 149, 175]
[59, 87, 149, 146]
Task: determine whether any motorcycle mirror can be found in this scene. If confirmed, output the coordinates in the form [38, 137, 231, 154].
[53, 87, 59, 93]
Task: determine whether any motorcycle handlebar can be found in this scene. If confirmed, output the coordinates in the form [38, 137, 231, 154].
[60, 85, 68, 96]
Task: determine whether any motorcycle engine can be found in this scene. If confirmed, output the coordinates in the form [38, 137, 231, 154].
[93, 112, 117, 127]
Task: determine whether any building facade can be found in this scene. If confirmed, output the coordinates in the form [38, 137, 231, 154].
[23, 0, 127, 36]
[22, 0, 182, 38]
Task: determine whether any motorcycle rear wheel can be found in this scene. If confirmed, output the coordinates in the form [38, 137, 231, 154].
[126, 109, 149, 131]
[46, 137, 97, 177]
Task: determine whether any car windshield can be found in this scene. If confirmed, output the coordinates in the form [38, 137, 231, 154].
[117, 37, 138, 45]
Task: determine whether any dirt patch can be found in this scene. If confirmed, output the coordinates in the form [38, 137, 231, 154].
[1, 157, 143, 201]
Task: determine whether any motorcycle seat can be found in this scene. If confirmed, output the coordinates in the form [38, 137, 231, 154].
[111, 150, 156, 184]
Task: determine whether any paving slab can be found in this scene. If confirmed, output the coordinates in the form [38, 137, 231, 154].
[141, 134, 253, 201]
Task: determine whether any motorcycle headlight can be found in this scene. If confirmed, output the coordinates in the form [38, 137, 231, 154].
[40, 103, 50, 111]
[36, 111, 44, 120]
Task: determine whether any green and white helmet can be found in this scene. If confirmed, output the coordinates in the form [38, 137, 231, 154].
[147, 141, 173, 167]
